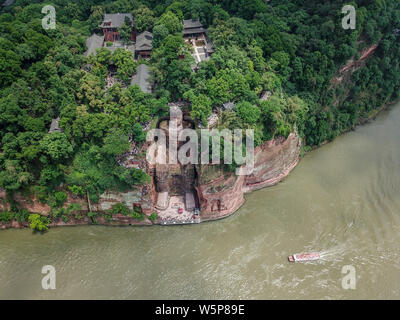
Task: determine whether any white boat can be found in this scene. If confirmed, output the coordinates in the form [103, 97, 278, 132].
[288, 252, 320, 262]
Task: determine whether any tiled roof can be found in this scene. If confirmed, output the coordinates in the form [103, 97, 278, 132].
[222, 102, 236, 111]
[183, 27, 206, 35]
[100, 13, 133, 28]
[183, 19, 203, 29]
[84, 34, 104, 56]
[131, 64, 152, 93]
[49, 117, 63, 133]
[126, 44, 135, 53]
[135, 31, 153, 51]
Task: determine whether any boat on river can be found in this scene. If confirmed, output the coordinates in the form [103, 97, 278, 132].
[288, 252, 320, 262]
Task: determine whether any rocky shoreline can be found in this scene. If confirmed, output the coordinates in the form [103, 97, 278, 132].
[0, 132, 301, 230]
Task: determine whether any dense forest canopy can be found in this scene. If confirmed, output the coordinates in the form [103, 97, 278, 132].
[0, 0, 399, 211]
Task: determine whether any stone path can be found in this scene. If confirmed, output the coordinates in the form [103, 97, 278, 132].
[188, 38, 209, 64]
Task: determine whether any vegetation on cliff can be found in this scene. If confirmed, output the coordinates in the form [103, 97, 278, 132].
[0, 0, 400, 215]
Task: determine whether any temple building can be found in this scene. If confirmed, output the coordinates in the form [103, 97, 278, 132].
[85, 13, 154, 60]
[134, 31, 153, 60]
[182, 19, 214, 64]
[182, 19, 207, 38]
[99, 13, 136, 42]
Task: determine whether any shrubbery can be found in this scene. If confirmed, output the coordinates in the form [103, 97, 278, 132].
[110, 203, 131, 216]
[130, 206, 145, 221]
[68, 185, 86, 197]
[13, 209, 29, 223]
[28, 214, 50, 232]
[0, 212, 12, 223]
[148, 212, 158, 222]
[54, 191, 67, 206]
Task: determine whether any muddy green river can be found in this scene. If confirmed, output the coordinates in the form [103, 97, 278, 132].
[1, 104, 400, 300]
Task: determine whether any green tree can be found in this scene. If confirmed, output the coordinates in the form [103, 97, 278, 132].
[25, 30, 53, 60]
[184, 90, 212, 125]
[54, 191, 68, 206]
[102, 128, 130, 157]
[155, 11, 183, 34]
[118, 16, 133, 45]
[132, 123, 146, 143]
[0, 160, 32, 191]
[134, 7, 155, 32]
[0, 49, 21, 88]
[76, 73, 105, 110]
[235, 101, 261, 125]
[111, 48, 136, 83]
[185, 0, 213, 25]
[151, 35, 194, 99]
[152, 24, 169, 49]
[28, 214, 50, 232]
[40, 132, 74, 163]
[88, 6, 104, 32]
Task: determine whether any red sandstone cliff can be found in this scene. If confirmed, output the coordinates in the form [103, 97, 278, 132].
[0, 190, 88, 215]
[198, 132, 301, 221]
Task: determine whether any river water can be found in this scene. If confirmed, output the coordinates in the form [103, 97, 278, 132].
[1, 104, 400, 300]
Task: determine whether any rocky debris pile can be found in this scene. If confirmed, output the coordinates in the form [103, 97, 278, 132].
[142, 121, 151, 131]
[115, 141, 142, 167]
[106, 74, 116, 89]
[141, 185, 148, 196]
[207, 112, 219, 128]
[260, 91, 271, 101]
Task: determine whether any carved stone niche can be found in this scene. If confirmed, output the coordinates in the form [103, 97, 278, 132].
[211, 199, 221, 212]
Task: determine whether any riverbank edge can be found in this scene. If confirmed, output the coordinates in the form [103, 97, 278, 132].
[0, 152, 300, 231]
[0, 100, 396, 231]
[303, 99, 396, 154]
[0, 155, 300, 230]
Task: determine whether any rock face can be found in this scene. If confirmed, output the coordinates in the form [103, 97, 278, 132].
[0, 190, 88, 215]
[244, 132, 301, 193]
[198, 132, 301, 221]
[0, 132, 301, 227]
[93, 185, 153, 214]
[197, 171, 245, 221]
